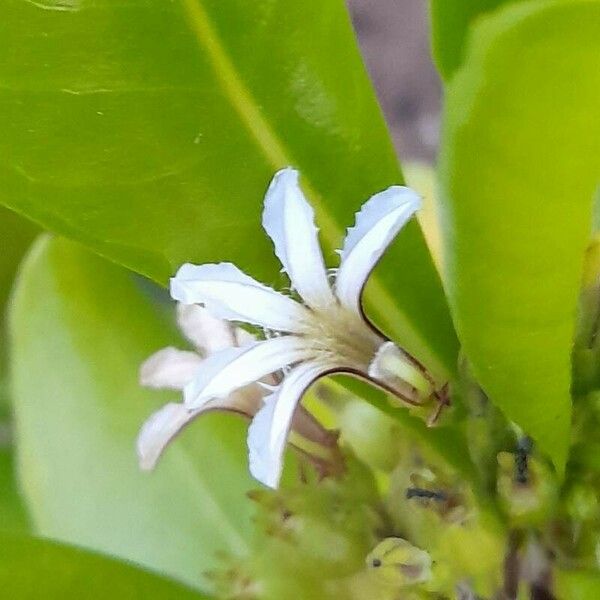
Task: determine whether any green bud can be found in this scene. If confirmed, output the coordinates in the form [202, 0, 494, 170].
[497, 451, 557, 525]
[337, 400, 402, 471]
[365, 537, 432, 587]
[369, 342, 434, 403]
[565, 483, 599, 522]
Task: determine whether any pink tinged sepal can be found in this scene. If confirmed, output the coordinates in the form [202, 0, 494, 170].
[176, 303, 237, 354]
[139, 347, 202, 390]
[336, 186, 421, 313]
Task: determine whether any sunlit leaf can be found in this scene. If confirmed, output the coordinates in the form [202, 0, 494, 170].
[0, 0, 456, 377]
[438, 0, 600, 472]
[0, 533, 212, 599]
[10, 235, 257, 590]
[430, 0, 509, 79]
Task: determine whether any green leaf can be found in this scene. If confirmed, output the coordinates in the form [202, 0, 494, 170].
[429, 0, 509, 79]
[0, 0, 456, 376]
[10, 235, 257, 591]
[0, 207, 38, 397]
[0, 449, 29, 533]
[438, 0, 600, 472]
[556, 569, 600, 600]
[0, 533, 212, 599]
[0, 207, 38, 317]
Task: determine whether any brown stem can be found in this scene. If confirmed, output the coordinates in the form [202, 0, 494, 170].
[503, 530, 523, 600]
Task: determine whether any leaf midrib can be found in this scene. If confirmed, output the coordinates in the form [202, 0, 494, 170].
[180, 0, 441, 372]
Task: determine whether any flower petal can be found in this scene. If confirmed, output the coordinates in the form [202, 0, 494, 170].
[176, 303, 237, 355]
[335, 186, 421, 312]
[247, 361, 327, 488]
[262, 168, 335, 309]
[171, 262, 311, 333]
[183, 336, 314, 409]
[139, 347, 202, 390]
[137, 387, 263, 470]
[138, 403, 192, 470]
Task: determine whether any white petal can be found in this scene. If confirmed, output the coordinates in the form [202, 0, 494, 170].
[137, 387, 263, 470]
[137, 403, 196, 470]
[176, 303, 236, 355]
[335, 186, 421, 312]
[234, 327, 257, 348]
[139, 347, 202, 390]
[170, 262, 310, 333]
[262, 168, 335, 309]
[248, 361, 327, 488]
[183, 336, 314, 409]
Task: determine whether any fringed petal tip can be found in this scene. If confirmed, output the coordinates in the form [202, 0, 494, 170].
[341, 185, 422, 262]
[170, 262, 309, 333]
[335, 186, 421, 312]
[262, 168, 335, 310]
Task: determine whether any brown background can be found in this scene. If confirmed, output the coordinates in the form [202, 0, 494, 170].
[347, 0, 441, 162]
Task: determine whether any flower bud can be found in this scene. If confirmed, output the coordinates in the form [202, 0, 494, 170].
[497, 451, 557, 525]
[366, 537, 432, 587]
[337, 400, 402, 471]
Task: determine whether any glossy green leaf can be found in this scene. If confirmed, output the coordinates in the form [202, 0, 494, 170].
[0, 533, 212, 599]
[0, 0, 456, 377]
[438, 0, 600, 472]
[10, 235, 257, 591]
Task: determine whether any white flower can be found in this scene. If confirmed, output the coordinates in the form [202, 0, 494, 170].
[168, 168, 441, 489]
[137, 303, 339, 473]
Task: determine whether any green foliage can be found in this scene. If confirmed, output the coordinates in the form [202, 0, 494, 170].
[1, 0, 600, 596]
[0, 533, 212, 599]
[9, 236, 256, 591]
[430, 0, 508, 79]
[0, 207, 37, 319]
[438, 0, 600, 472]
[0, 449, 29, 533]
[556, 569, 600, 600]
[0, 0, 456, 377]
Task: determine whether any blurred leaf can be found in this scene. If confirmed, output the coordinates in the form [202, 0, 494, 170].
[0, 0, 456, 377]
[0, 448, 29, 533]
[0, 533, 212, 599]
[438, 0, 600, 473]
[10, 235, 258, 591]
[0, 207, 38, 315]
[429, 0, 508, 79]
[332, 375, 477, 482]
[555, 569, 600, 600]
[0, 207, 38, 408]
[404, 162, 443, 274]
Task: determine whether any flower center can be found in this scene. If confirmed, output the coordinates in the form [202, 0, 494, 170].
[298, 305, 383, 370]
